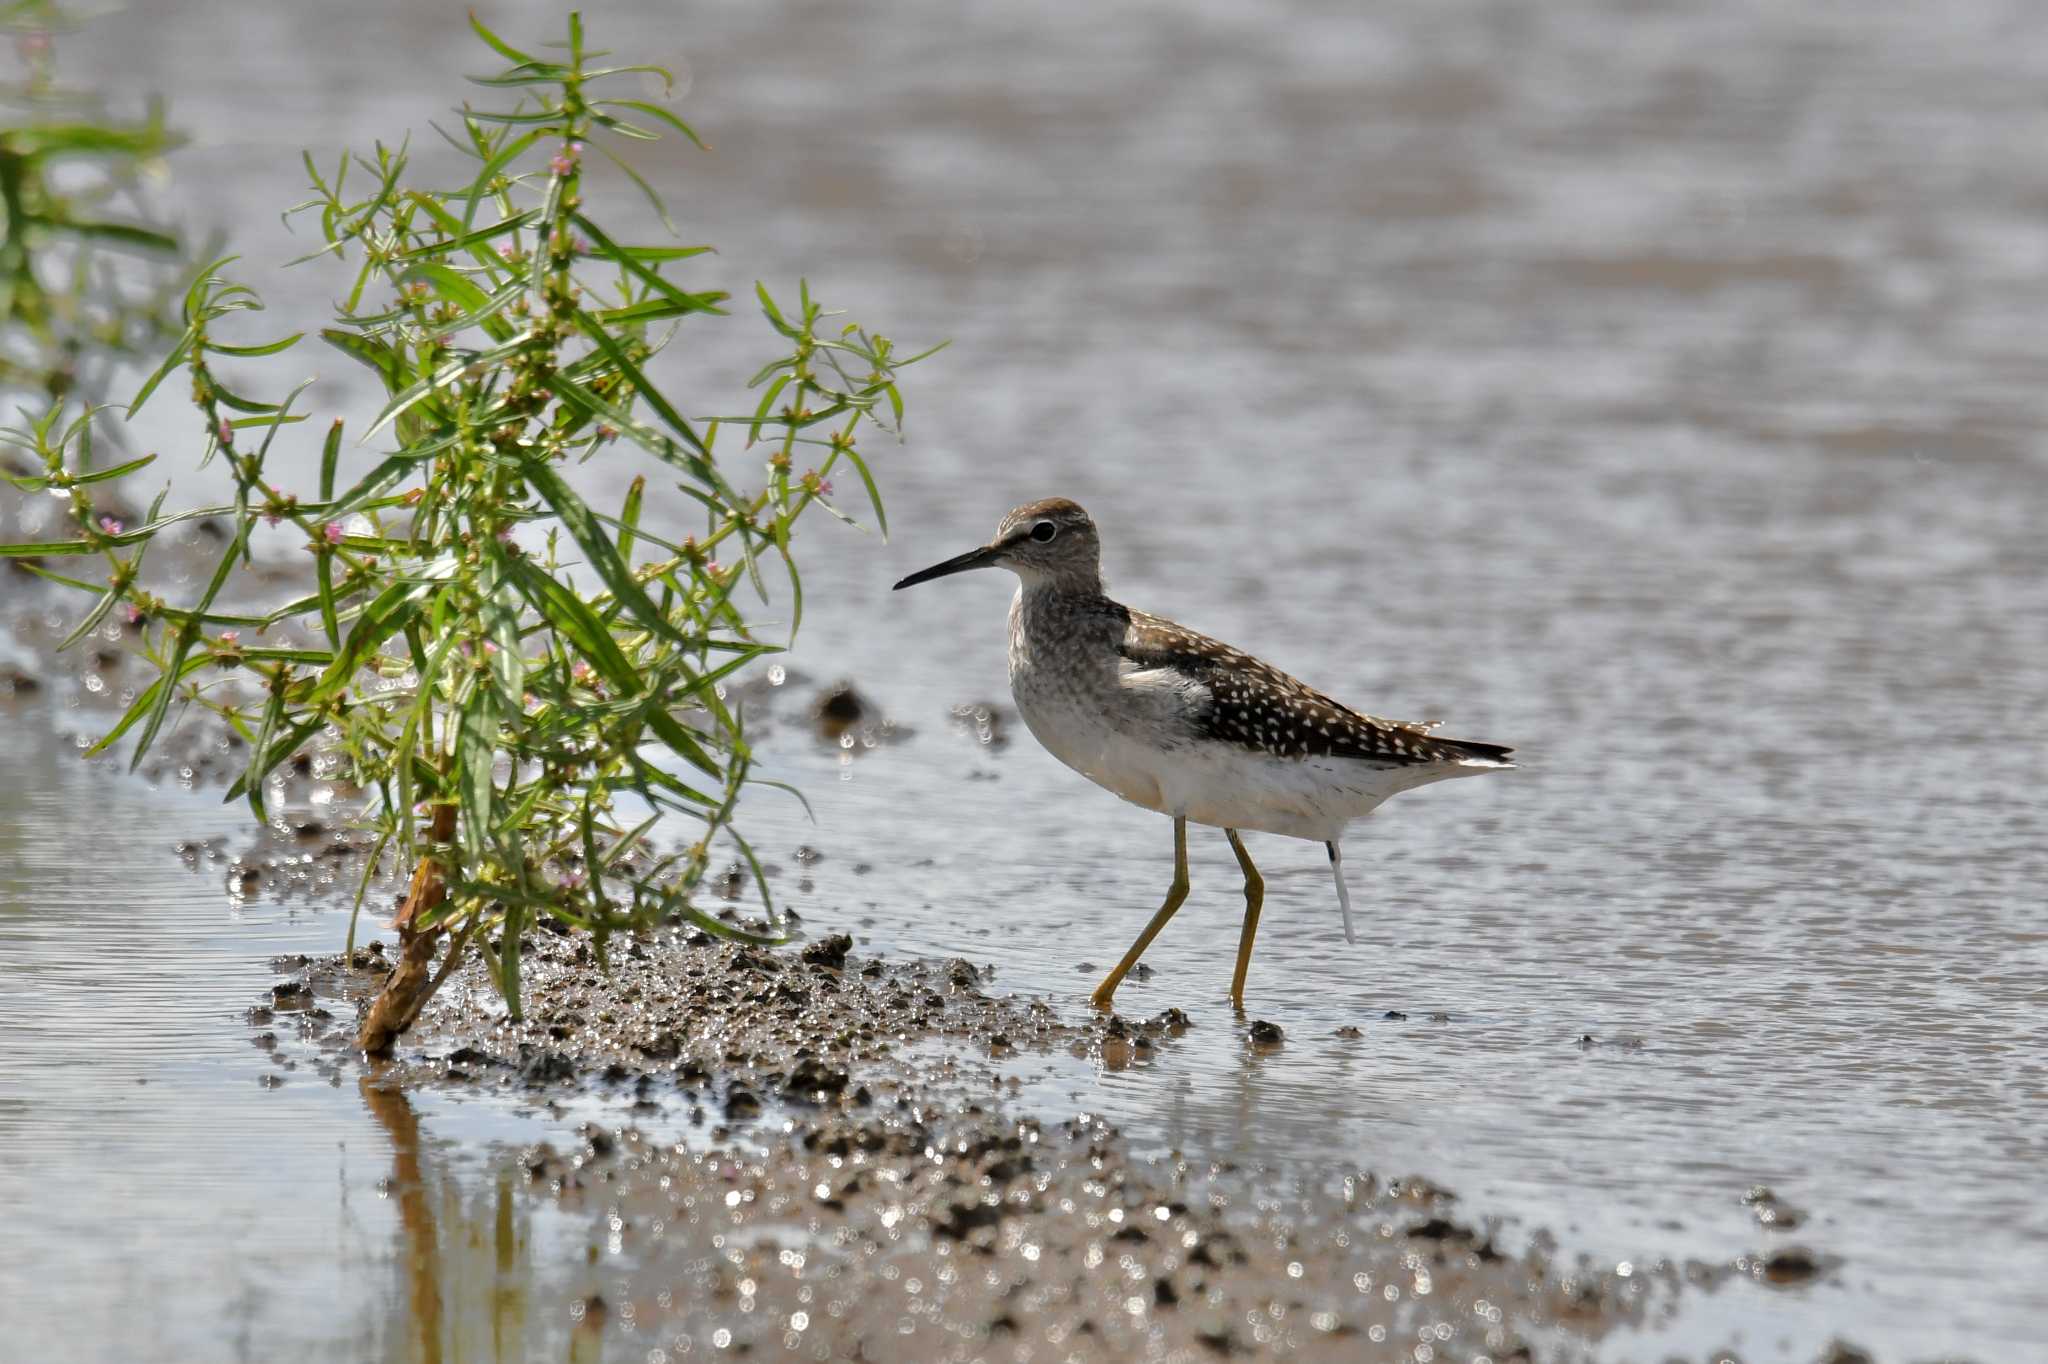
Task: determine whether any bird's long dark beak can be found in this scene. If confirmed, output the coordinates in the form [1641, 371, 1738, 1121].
[893, 544, 1001, 590]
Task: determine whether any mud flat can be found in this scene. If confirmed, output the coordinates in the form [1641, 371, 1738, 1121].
[249, 924, 1825, 1364]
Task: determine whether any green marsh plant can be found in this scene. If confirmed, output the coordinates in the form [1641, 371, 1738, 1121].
[0, 12, 936, 1054]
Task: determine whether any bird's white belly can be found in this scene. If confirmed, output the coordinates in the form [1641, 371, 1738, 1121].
[1011, 678, 1437, 842]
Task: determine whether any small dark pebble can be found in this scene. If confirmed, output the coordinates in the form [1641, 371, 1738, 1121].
[809, 684, 868, 739]
[1149, 1007, 1191, 1034]
[1334, 1025, 1364, 1038]
[521, 1051, 576, 1086]
[1407, 1216, 1480, 1244]
[1247, 1020, 1284, 1045]
[1383, 1010, 1408, 1021]
[1761, 1246, 1822, 1284]
[801, 934, 852, 969]
[933, 1199, 1004, 1240]
[257, 1073, 285, 1089]
[724, 1086, 762, 1120]
[1814, 1340, 1875, 1364]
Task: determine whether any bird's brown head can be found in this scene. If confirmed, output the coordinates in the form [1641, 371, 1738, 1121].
[893, 497, 1102, 594]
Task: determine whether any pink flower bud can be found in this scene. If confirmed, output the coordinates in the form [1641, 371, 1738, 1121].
[217, 419, 234, 446]
[324, 522, 345, 544]
[98, 515, 123, 535]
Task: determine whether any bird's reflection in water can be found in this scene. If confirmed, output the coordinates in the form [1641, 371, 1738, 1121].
[358, 1078, 603, 1364]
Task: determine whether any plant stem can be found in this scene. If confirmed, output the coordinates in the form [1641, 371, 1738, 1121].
[356, 798, 457, 1056]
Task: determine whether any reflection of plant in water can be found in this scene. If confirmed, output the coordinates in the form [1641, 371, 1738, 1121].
[0, 12, 938, 1053]
[359, 1077, 592, 1364]
[0, 1, 184, 411]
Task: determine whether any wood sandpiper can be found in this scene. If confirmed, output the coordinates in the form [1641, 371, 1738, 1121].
[894, 497, 1515, 1011]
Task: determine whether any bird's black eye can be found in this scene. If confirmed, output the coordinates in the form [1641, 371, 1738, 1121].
[1030, 520, 1058, 543]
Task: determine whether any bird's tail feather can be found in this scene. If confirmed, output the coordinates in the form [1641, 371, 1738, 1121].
[1440, 737, 1515, 767]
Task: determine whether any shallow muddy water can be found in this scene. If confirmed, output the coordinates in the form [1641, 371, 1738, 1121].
[6, 0, 2048, 1359]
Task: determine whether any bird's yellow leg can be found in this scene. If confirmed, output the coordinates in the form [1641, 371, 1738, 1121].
[1091, 817, 1190, 1009]
[1225, 828, 1263, 1010]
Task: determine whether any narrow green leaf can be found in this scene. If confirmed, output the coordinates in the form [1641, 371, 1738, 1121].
[315, 553, 341, 649]
[67, 452, 159, 487]
[592, 98, 706, 149]
[570, 214, 716, 327]
[66, 220, 180, 252]
[591, 293, 728, 326]
[13, 563, 102, 592]
[207, 332, 304, 359]
[521, 459, 687, 647]
[618, 475, 645, 563]
[128, 526, 247, 771]
[399, 259, 493, 314]
[481, 566, 527, 703]
[307, 578, 433, 703]
[0, 538, 97, 558]
[508, 557, 635, 685]
[458, 129, 542, 225]
[363, 331, 534, 441]
[222, 715, 324, 808]
[468, 11, 540, 65]
[465, 108, 571, 127]
[244, 684, 288, 819]
[319, 329, 405, 394]
[126, 327, 196, 417]
[458, 685, 500, 861]
[615, 244, 713, 263]
[401, 203, 535, 259]
[85, 652, 214, 757]
[56, 588, 122, 652]
[318, 420, 343, 501]
[838, 444, 889, 539]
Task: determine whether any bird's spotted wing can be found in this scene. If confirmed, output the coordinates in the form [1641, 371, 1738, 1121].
[1117, 610, 1509, 766]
